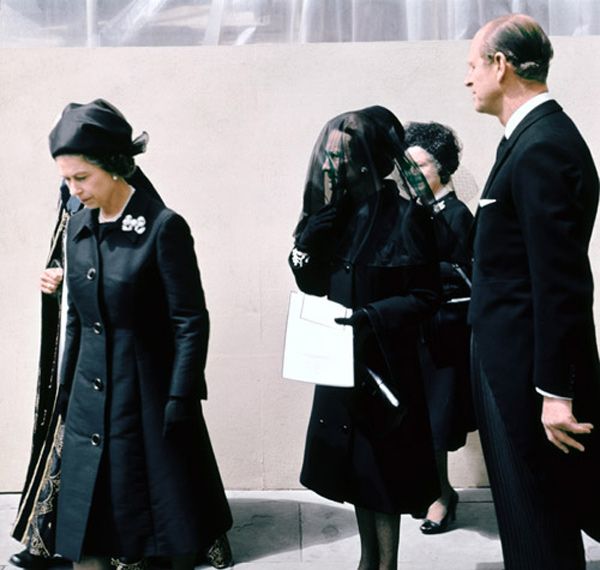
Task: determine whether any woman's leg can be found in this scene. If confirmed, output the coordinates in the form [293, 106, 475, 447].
[73, 557, 111, 570]
[355, 507, 400, 570]
[426, 450, 454, 522]
[373, 511, 400, 570]
[355, 506, 378, 570]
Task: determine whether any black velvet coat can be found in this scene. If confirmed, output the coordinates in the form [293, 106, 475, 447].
[56, 189, 232, 561]
[290, 186, 441, 514]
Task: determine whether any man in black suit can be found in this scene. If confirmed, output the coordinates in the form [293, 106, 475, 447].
[465, 14, 600, 569]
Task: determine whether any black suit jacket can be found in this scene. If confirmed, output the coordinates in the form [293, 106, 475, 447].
[470, 100, 600, 532]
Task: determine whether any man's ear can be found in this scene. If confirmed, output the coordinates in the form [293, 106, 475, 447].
[494, 51, 509, 82]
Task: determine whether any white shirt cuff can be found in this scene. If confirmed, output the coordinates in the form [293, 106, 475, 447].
[535, 387, 573, 401]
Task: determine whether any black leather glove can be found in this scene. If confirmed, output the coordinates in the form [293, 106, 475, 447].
[296, 204, 337, 252]
[163, 396, 195, 439]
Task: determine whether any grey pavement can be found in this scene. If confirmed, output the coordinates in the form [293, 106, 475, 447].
[1, 489, 599, 569]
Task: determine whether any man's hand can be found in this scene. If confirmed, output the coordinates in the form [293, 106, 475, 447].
[40, 267, 64, 295]
[541, 396, 593, 454]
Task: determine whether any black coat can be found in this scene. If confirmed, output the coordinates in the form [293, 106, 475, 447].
[470, 100, 600, 536]
[290, 187, 441, 514]
[421, 191, 475, 451]
[56, 189, 231, 561]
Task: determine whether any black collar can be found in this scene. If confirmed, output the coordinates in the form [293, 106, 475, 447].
[70, 187, 154, 243]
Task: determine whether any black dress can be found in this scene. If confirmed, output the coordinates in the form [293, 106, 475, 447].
[56, 188, 232, 562]
[290, 184, 441, 514]
[419, 190, 476, 451]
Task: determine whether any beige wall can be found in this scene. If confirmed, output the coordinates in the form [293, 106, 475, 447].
[1, 37, 599, 491]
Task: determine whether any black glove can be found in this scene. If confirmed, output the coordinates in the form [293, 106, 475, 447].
[296, 204, 337, 252]
[335, 308, 373, 354]
[163, 396, 195, 439]
[334, 308, 368, 328]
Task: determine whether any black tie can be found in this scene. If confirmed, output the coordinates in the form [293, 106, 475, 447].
[496, 136, 508, 160]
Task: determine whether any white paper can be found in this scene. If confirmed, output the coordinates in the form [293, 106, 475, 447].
[282, 291, 354, 387]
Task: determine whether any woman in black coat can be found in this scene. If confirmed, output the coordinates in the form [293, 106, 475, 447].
[405, 122, 475, 534]
[48, 99, 232, 570]
[289, 106, 442, 569]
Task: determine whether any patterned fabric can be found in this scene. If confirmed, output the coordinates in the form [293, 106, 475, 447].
[23, 421, 64, 557]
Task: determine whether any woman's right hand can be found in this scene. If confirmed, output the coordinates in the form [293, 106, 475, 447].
[40, 267, 64, 295]
[296, 204, 337, 252]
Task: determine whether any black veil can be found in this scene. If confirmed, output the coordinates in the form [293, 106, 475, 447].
[293, 106, 438, 267]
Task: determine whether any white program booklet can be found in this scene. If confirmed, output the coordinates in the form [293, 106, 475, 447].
[282, 291, 354, 387]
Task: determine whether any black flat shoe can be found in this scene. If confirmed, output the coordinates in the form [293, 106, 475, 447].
[9, 550, 66, 570]
[419, 489, 459, 535]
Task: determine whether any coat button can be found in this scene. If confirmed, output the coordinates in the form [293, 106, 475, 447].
[344, 264, 351, 273]
[93, 322, 103, 334]
[341, 424, 349, 433]
[90, 433, 101, 446]
[93, 378, 103, 391]
[86, 267, 96, 280]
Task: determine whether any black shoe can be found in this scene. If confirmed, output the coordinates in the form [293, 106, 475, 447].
[419, 489, 459, 535]
[205, 534, 233, 569]
[9, 550, 64, 570]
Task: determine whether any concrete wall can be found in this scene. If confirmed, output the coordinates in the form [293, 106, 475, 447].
[1, 37, 599, 491]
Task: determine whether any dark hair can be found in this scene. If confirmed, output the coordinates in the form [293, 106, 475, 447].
[404, 122, 461, 185]
[83, 153, 136, 178]
[482, 14, 553, 83]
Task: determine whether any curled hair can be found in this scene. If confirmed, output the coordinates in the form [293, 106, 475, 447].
[482, 14, 553, 83]
[84, 153, 136, 178]
[404, 122, 461, 186]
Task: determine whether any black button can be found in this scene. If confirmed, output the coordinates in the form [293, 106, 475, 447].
[341, 425, 349, 433]
[93, 322, 102, 334]
[86, 268, 96, 280]
[344, 264, 351, 273]
[90, 433, 101, 446]
[93, 378, 103, 391]
[318, 419, 325, 425]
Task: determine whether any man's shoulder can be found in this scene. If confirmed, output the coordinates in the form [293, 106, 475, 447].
[515, 104, 586, 153]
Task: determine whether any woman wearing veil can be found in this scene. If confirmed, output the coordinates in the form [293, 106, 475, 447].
[42, 99, 232, 570]
[289, 106, 441, 569]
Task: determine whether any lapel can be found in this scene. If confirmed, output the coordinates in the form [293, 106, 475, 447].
[70, 207, 95, 243]
[469, 100, 563, 243]
[480, 100, 562, 200]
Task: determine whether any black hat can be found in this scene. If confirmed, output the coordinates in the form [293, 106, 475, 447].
[49, 99, 147, 158]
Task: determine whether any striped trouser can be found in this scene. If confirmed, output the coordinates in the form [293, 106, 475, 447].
[471, 341, 586, 570]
